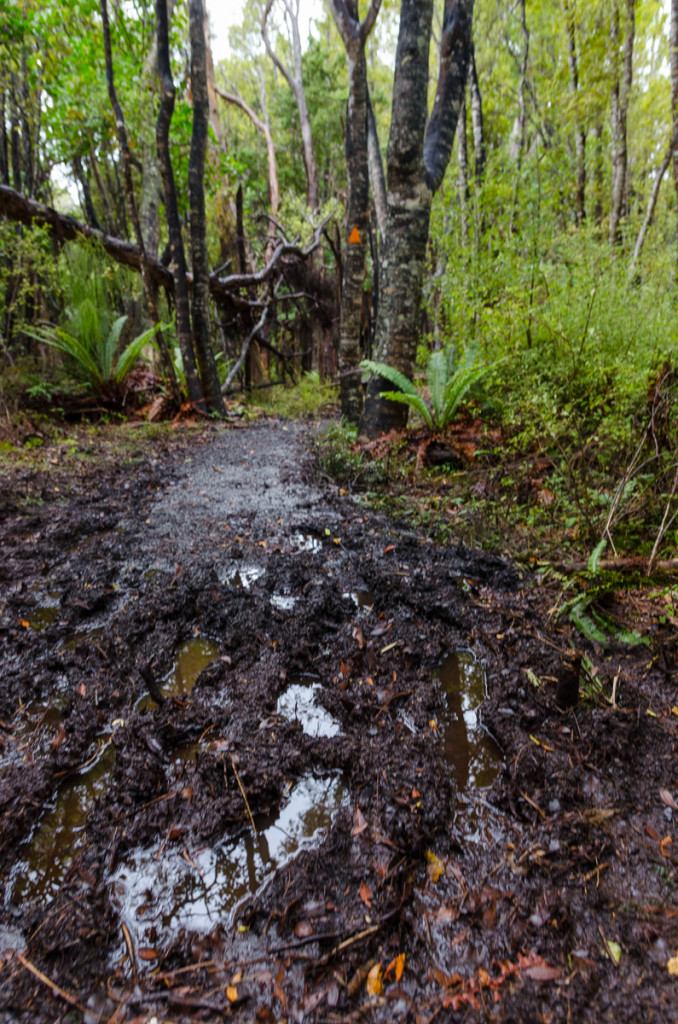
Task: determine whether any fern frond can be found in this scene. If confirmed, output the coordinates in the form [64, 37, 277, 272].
[379, 390, 433, 430]
[360, 359, 419, 398]
[440, 364, 487, 427]
[587, 538, 607, 575]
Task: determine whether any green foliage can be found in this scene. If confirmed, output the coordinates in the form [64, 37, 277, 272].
[28, 313, 161, 400]
[361, 352, 487, 433]
[255, 372, 338, 420]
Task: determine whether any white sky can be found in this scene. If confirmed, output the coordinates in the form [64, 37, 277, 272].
[206, 0, 317, 62]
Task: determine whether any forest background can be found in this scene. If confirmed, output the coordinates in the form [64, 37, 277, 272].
[2, 0, 678, 582]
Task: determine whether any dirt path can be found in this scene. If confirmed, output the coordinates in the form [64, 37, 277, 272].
[0, 420, 676, 1023]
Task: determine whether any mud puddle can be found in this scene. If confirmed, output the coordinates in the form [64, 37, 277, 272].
[136, 637, 220, 711]
[8, 742, 115, 906]
[277, 677, 342, 737]
[437, 651, 502, 792]
[110, 773, 347, 950]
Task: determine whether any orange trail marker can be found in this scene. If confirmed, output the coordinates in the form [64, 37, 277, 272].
[349, 225, 362, 244]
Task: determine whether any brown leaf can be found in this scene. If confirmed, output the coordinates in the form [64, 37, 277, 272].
[524, 965, 563, 982]
[77, 682, 87, 697]
[353, 625, 366, 649]
[226, 985, 238, 1003]
[49, 722, 66, 750]
[138, 948, 158, 961]
[646, 823, 660, 842]
[294, 921, 313, 938]
[275, 964, 286, 1011]
[660, 788, 678, 811]
[359, 881, 373, 908]
[366, 962, 383, 996]
[340, 660, 351, 678]
[352, 807, 368, 837]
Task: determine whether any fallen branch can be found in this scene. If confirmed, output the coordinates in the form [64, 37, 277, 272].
[15, 953, 84, 1012]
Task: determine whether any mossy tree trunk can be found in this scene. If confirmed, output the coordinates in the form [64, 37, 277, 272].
[359, 0, 474, 439]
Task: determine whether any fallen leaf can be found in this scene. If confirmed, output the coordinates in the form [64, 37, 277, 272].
[226, 985, 238, 1003]
[20, 620, 30, 629]
[660, 788, 678, 811]
[138, 948, 158, 961]
[646, 823, 660, 842]
[426, 850, 444, 883]
[352, 625, 366, 648]
[294, 921, 313, 938]
[77, 682, 87, 697]
[384, 953, 406, 982]
[524, 965, 562, 981]
[360, 881, 373, 907]
[340, 660, 351, 678]
[231, 971, 242, 984]
[668, 954, 678, 976]
[352, 806, 368, 837]
[661, 835, 673, 857]
[366, 962, 383, 996]
[49, 723, 66, 750]
[383, 545, 395, 554]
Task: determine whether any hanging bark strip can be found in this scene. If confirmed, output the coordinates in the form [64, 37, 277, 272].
[99, 0, 180, 405]
[359, 0, 474, 439]
[188, 0, 225, 416]
[329, 0, 383, 425]
[155, 0, 205, 411]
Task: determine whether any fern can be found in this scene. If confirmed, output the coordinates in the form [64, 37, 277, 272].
[587, 538, 608, 574]
[361, 351, 487, 432]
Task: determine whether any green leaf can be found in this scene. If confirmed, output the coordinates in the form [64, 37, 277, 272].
[360, 359, 420, 398]
[427, 350, 447, 423]
[379, 390, 434, 431]
[587, 538, 607, 574]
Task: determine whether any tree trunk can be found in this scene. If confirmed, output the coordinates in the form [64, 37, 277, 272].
[671, 0, 678, 250]
[508, 0, 529, 233]
[100, 0, 181, 405]
[359, 0, 474, 439]
[457, 91, 469, 246]
[366, 89, 387, 246]
[329, 0, 382, 424]
[468, 38, 485, 184]
[262, 0, 319, 212]
[155, 0, 204, 410]
[563, 0, 586, 224]
[609, 0, 635, 246]
[628, 143, 673, 280]
[188, 0, 225, 416]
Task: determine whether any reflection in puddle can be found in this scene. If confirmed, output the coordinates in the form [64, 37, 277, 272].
[27, 593, 61, 632]
[270, 594, 297, 611]
[9, 743, 115, 905]
[277, 680, 341, 738]
[111, 774, 346, 943]
[289, 532, 322, 553]
[343, 590, 375, 610]
[136, 638, 220, 711]
[437, 652, 502, 792]
[221, 565, 265, 589]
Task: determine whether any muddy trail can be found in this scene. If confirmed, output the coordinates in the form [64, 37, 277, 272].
[0, 420, 676, 1023]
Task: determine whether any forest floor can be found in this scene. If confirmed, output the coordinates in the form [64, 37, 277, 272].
[0, 417, 677, 1024]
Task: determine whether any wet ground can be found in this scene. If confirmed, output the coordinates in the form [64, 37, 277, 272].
[0, 419, 677, 1023]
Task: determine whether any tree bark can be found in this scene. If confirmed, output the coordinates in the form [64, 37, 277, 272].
[457, 91, 469, 246]
[671, 0, 678, 250]
[628, 143, 674, 280]
[563, 0, 586, 224]
[329, 0, 382, 424]
[262, 0, 319, 212]
[100, 0, 181, 405]
[359, 0, 474, 439]
[609, 0, 635, 245]
[468, 38, 485, 184]
[155, 0, 204, 410]
[188, 0, 225, 416]
[508, 0, 529, 232]
[366, 89, 387, 245]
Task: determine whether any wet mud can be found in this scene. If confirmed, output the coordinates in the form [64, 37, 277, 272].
[0, 420, 676, 1022]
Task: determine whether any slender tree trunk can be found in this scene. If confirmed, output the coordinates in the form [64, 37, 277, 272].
[155, 0, 204, 410]
[329, 0, 382, 424]
[0, 80, 8, 187]
[609, 0, 635, 245]
[359, 0, 474, 439]
[563, 0, 586, 224]
[100, 0, 181, 405]
[89, 145, 116, 235]
[628, 144, 673, 280]
[592, 121, 604, 228]
[73, 153, 101, 230]
[468, 38, 485, 184]
[262, 0, 319, 212]
[671, 0, 678, 251]
[457, 91, 469, 246]
[366, 89, 387, 245]
[509, 0, 529, 233]
[139, 0, 175, 260]
[188, 0, 225, 416]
